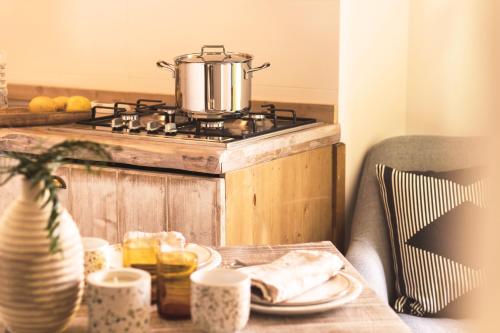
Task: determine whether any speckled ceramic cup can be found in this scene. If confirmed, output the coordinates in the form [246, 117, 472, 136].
[82, 237, 110, 301]
[191, 268, 250, 333]
[87, 268, 151, 333]
[82, 237, 110, 276]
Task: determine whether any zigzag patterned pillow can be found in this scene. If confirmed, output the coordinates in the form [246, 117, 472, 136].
[375, 164, 486, 318]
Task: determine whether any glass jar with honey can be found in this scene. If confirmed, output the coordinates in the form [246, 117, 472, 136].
[123, 231, 162, 302]
[156, 249, 198, 319]
[123, 231, 187, 303]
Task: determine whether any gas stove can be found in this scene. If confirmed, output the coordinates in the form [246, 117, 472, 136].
[54, 99, 316, 143]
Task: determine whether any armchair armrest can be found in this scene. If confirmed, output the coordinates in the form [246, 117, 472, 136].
[346, 237, 391, 303]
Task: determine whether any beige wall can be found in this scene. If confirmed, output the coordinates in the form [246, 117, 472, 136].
[339, 0, 495, 219]
[0, 0, 339, 105]
[339, 0, 409, 213]
[406, 0, 494, 136]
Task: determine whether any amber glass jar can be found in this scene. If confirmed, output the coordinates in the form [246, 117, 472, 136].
[122, 232, 161, 302]
[156, 251, 198, 319]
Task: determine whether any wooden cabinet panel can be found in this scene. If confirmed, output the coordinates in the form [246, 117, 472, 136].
[225, 146, 333, 245]
[63, 166, 119, 243]
[116, 170, 166, 237]
[167, 175, 225, 246]
[332, 143, 346, 252]
[57, 165, 222, 246]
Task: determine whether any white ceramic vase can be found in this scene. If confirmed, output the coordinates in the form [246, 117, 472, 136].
[0, 179, 84, 333]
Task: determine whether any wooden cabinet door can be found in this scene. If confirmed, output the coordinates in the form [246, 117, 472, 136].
[0, 158, 224, 246]
[225, 146, 333, 245]
[58, 166, 119, 242]
[166, 174, 225, 246]
[58, 165, 224, 246]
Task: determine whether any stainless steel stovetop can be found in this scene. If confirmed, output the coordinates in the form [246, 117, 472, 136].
[52, 100, 316, 143]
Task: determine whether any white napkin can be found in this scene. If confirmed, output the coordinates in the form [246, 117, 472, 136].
[239, 250, 344, 304]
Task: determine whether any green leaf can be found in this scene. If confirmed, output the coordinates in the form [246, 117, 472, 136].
[48, 221, 60, 237]
[49, 235, 61, 253]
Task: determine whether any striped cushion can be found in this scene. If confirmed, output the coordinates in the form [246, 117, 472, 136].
[375, 164, 486, 318]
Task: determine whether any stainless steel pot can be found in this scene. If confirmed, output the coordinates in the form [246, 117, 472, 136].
[157, 45, 270, 117]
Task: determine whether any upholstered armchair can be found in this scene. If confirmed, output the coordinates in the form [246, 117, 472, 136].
[346, 136, 484, 333]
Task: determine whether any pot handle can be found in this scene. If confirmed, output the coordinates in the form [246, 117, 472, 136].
[245, 62, 271, 79]
[201, 45, 227, 56]
[156, 60, 176, 77]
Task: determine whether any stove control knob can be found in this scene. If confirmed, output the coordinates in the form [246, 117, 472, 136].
[111, 118, 124, 131]
[146, 120, 162, 133]
[121, 112, 139, 122]
[164, 122, 177, 135]
[128, 119, 141, 133]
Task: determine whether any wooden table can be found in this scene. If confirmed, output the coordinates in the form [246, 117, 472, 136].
[4, 242, 411, 333]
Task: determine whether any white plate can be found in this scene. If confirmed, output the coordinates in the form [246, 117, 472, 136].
[197, 246, 222, 272]
[252, 272, 352, 307]
[185, 243, 213, 268]
[250, 272, 363, 316]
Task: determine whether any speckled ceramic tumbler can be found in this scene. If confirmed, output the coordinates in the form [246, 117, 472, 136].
[191, 268, 251, 333]
[87, 268, 151, 333]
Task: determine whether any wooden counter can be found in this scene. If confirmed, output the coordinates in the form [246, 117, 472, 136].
[0, 122, 340, 174]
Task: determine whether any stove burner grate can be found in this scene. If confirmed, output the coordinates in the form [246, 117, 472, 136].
[78, 100, 315, 142]
[195, 119, 225, 135]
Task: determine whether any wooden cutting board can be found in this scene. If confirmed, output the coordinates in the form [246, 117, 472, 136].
[0, 107, 91, 127]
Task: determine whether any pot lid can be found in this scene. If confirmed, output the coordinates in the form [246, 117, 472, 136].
[175, 45, 252, 64]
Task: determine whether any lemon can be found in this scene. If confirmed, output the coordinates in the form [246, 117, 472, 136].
[66, 96, 91, 112]
[53, 96, 68, 111]
[28, 96, 57, 113]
